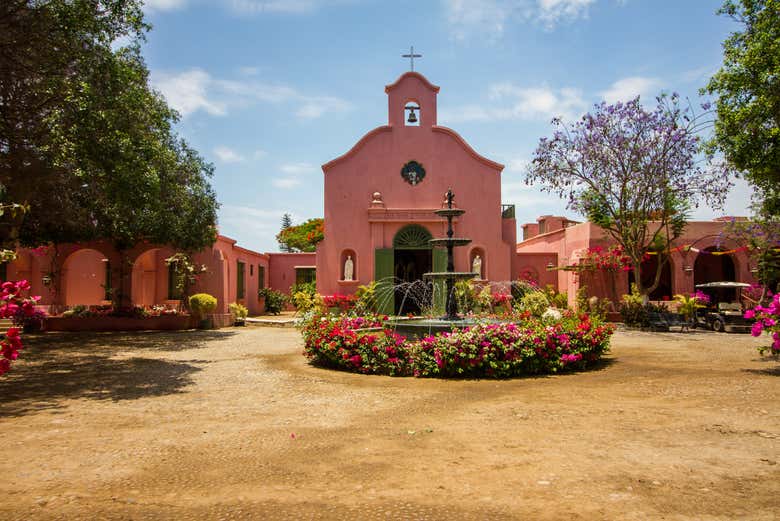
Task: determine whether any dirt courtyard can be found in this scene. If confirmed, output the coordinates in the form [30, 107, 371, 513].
[0, 326, 777, 520]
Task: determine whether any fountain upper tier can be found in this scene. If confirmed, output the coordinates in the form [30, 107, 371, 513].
[434, 208, 466, 218]
[429, 238, 472, 248]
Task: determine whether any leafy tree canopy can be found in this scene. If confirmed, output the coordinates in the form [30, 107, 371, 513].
[704, 0, 780, 217]
[527, 94, 734, 296]
[276, 218, 324, 253]
[0, 1, 217, 252]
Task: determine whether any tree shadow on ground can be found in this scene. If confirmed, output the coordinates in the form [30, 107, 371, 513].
[743, 365, 780, 377]
[0, 330, 238, 417]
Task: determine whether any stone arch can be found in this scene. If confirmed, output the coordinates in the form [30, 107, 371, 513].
[393, 224, 432, 249]
[131, 248, 169, 306]
[62, 248, 110, 306]
[694, 246, 737, 301]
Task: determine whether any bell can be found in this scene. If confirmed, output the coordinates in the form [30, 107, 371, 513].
[407, 107, 418, 123]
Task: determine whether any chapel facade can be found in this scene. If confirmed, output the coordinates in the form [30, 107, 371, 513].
[315, 72, 520, 314]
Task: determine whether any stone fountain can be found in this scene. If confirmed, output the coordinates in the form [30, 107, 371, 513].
[388, 189, 478, 338]
[424, 189, 477, 320]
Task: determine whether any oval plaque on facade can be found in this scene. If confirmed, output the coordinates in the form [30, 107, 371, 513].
[401, 160, 426, 186]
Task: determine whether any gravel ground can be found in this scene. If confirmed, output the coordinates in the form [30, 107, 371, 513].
[0, 326, 778, 520]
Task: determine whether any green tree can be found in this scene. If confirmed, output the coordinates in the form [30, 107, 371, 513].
[279, 213, 293, 252]
[276, 218, 324, 253]
[704, 0, 780, 217]
[0, 1, 218, 303]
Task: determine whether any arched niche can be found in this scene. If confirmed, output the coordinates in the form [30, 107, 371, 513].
[469, 247, 485, 279]
[62, 248, 109, 306]
[340, 249, 357, 281]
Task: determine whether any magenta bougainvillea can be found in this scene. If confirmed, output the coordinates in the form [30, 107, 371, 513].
[300, 312, 614, 378]
[745, 294, 780, 355]
[0, 280, 42, 376]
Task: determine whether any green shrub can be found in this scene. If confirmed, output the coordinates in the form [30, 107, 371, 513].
[519, 291, 549, 317]
[619, 284, 668, 327]
[291, 290, 322, 313]
[228, 302, 248, 320]
[354, 282, 378, 314]
[576, 286, 611, 320]
[543, 284, 568, 309]
[454, 280, 478, 314]
[189, 293, 217, 319]
[259, 288, 286, 315]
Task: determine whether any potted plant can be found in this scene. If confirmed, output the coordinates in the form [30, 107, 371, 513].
[228, 302, 248, 326]
[189, 293, 218, 329]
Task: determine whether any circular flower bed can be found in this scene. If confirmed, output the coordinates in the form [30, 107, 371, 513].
[300, 311, 614, 378]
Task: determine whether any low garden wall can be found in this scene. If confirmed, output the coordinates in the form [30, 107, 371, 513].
[45, 315, 192, 332]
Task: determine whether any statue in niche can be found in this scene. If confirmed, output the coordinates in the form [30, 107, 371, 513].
[344, 255, 354, 281]
[472, 255, 482, 278]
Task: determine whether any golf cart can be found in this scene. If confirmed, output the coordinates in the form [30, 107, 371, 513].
[693, 281, 755, 333]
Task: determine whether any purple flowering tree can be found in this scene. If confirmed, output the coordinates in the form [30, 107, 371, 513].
[527, 94, 734, 298]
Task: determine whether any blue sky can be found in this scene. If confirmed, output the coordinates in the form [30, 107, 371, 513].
[140, 0, 752, 253]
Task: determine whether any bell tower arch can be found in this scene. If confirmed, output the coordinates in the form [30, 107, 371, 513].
[385, 72, 439, 128]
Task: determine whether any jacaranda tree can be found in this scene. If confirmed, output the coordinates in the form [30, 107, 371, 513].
[527, 94, 734, 298]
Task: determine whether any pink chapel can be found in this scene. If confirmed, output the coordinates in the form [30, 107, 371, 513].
[2, 71, 759, 321]
[316, 71, 519, 314]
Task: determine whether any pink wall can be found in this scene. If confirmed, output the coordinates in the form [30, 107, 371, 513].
[516, 219, 757, 306]
[193, 236, 270, 315]
[318, 72, 516, 296]
[268, 253, 317, 294]
[6, 235, 270, 316]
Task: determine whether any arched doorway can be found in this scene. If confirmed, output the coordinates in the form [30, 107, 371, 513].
[393, 224, 433, 315]
[62, 249, 110, 306]
[628, 254, 673, 301]
[694, 247, 737, 302]
[131, 249, 167, 307]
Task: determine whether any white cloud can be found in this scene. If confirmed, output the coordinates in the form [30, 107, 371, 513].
[600, 76, 663, 104]
[443, 0, 596, 39]
[296, 97, 352, 119]
[537, 0, 595, 27]
[280, 162, 317, 175]
[152, 69, 227, 117]
[214, 146, 245, 163]
[143, 0, 188, 12]
[272, 178, 304, 189]
[228, 0, 324, 14]
[151, 68, 350, 119]
[440, 83, 586, 123]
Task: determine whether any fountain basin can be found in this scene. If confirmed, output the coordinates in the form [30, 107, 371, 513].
[422, 271, 478, 281]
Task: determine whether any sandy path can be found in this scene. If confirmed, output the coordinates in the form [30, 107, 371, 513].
[0, 326, 777, 520]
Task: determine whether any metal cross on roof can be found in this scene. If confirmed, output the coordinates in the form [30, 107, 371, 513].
[402, 46, 422, 71]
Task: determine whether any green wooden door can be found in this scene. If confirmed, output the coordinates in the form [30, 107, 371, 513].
[374, 248, 394, 316]
[432, 248, 447, 315]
